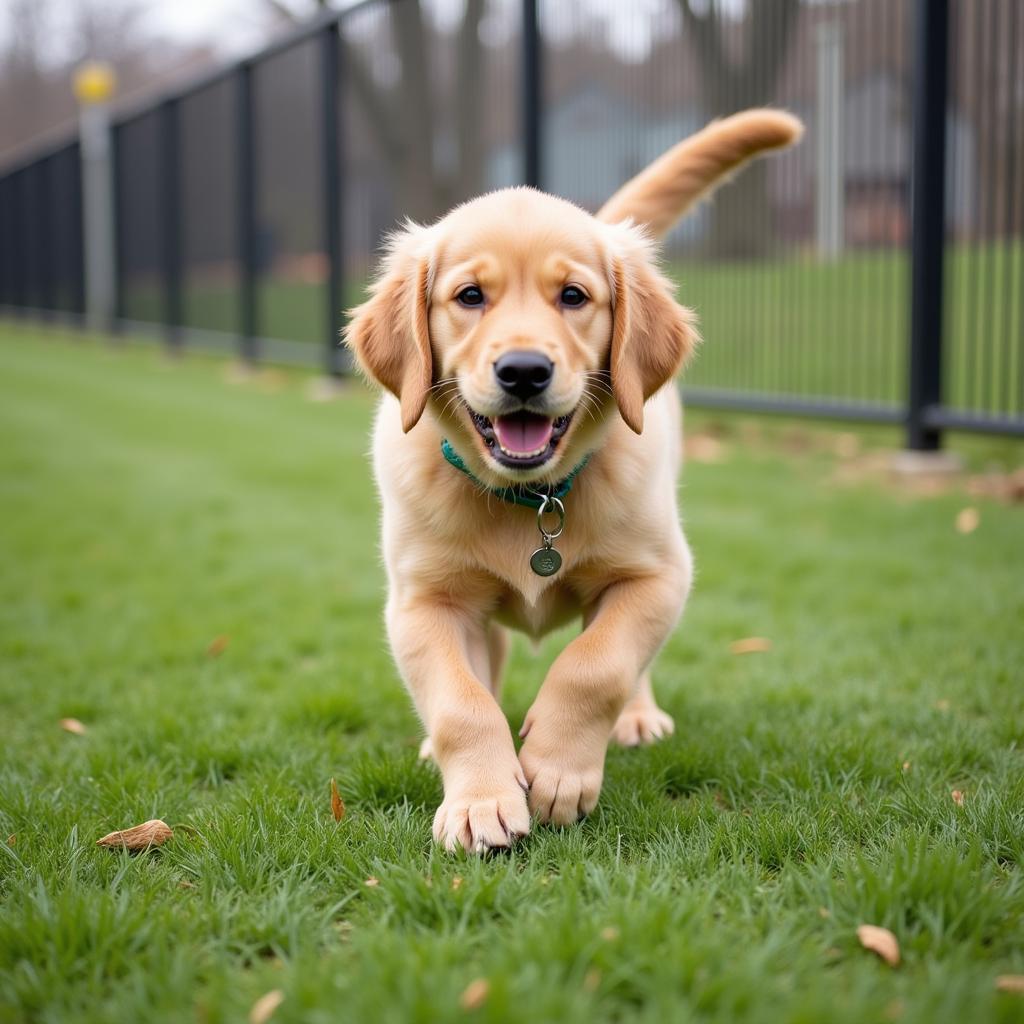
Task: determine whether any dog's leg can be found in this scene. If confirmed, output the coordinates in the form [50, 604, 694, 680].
[610, 671, 675, 747]
[419, 620, 509, 762]
[518, 562, 690, 825]
[389, 597, 529, 852]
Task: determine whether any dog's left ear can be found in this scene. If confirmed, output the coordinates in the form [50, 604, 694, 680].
[607, 225, 698, 434]
[344, 224, 433, 432]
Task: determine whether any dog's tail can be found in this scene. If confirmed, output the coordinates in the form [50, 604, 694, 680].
[597, 108, 803, 239]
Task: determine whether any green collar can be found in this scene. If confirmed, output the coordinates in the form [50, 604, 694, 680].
[440, 438, 590, 510]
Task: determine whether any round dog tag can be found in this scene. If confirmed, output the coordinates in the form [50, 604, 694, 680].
[530, 546, 562, 577]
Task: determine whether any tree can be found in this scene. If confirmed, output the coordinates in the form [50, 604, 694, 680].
[264, 0, 487, 222]
[676, 0, 801, 258]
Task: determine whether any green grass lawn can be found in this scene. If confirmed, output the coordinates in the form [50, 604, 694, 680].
[1, 324, 1022, 1024]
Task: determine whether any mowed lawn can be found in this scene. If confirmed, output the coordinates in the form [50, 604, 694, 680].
[1, 325, 1022, 1024]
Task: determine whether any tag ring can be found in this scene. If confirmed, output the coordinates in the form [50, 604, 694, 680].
[536, 495, 565, 541]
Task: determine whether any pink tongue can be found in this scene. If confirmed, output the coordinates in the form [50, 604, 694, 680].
[493, 412, 554, 455]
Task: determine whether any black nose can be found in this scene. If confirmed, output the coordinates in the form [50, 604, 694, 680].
[494, 350, 554, 401]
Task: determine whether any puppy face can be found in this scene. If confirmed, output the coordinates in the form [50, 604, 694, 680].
[347, 188, 697, 483]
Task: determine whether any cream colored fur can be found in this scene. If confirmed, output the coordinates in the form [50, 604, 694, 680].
[345, 109, 802, 852]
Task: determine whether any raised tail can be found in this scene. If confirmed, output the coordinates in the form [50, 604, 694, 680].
[597, 108, 803, 239]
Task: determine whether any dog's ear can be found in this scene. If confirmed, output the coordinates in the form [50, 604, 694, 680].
[607, 225, 698, 434]
[344, 224, 433, 432]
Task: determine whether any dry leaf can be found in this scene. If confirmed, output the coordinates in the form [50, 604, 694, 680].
[178, 879, 196, 890]
[955, 507, 980, 534]
[59, 717, 87, 735]
[857, 924, 900, 966]
[249, 989, 285, 1024]
[730, 637, 772, 655]
[451, 876, 463, 891]
[818, 906, 831, 919]
[459, 979, 490, 1011]
[600, 926, 619, 941]
[902, 761, 911, 773]
[996, 975, 1024, 994]
[96, 819, 173, 850]
[951, 789, 965, 806]
[364, 877, 379, 887]
[935, 699, 951, 712]
[330, 778, 345, 822]
[206, 635, 230, 657]
[583, 968, 601, 992]
[6, 834, 15, 846]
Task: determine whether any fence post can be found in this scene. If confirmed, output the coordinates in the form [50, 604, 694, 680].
[320, 20, 345, 377]
[522, 0, 542, 189]
[161, 98, 183, 351]
[906, 0, 949, 451]
[237, 63, 259, 366]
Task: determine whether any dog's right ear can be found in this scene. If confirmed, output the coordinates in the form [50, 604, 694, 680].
[344, 224, 433, 433]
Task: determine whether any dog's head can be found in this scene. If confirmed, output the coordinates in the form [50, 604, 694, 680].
[345, 188, 697, 484]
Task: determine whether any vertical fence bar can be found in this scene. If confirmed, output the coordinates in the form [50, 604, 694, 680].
[161, 99, 183, 350]
[522, 0, 542, 188]
[320, 20, 345, 377]
[906, 0, 949, 450]
[237, 63, 259, 365]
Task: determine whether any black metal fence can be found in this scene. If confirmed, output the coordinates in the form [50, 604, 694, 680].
[0, 0, 1021, 445]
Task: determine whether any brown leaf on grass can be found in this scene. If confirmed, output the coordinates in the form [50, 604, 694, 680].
[59, 717, 87, 735]
[857, 924, 900, 966]
[730, 637, 772, 655]
[96, 819, 173, 850]
[364, 877, 379, 887]
[249, 989, 285, 1024]
[996, 975, 1024, 994]
[951, 789, 965, 806]
[685, 434, 726, 464]
[330, 778, 345, 822]
[902, 761, 912, 773]
[600, 926, 620, 941]
[935, 699, 951, 712]
[206, 635, 230, 657]
[955, 507, 980, 534]
[6, 834, 15, 846]
[451, 876, 463, 891]
[459, 979, 490, 1011]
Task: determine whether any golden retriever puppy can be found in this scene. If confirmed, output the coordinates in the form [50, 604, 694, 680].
[347, 110, 802, 852]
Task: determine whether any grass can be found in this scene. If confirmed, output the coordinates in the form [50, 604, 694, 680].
[1, 323, 1023, 1024]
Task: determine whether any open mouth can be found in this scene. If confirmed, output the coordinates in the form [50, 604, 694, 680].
[468, 408, 574, 469]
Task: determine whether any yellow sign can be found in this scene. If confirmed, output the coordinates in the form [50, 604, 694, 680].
[73, 62, 117, 105]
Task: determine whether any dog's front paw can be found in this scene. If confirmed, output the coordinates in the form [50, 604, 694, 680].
[432, 770, 530, 854]
[518, 713, 607, 826]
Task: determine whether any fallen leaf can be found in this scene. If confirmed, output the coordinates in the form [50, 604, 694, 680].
[178, 879, 196, 889]
[583, 968, 601, 992]
[730, 637, 772, 655]
[451, 876, 463, 891]
[996, 975, 1024, 994]
[59, 717, 87, 735]
[935, 699, 951, 712]
[249, 989, 285, 1024]
[364, 877, 379, 887]
[951, 789, 965, 806]
[955, 507, 979, 534]
[902, 761, 911, 773]
[459, 978, 490, 1011]
[834, 432, 861, 459]
[330, 778, 345, 822]
[206, 635, 230, 657]
[685, 434, 726, 464]
[818, 906, 831, 919]
[857, 924, 900, 966]
[6, 834, 15, 846]
[600, 926, 619, 941]
[96, 819, 173, 850]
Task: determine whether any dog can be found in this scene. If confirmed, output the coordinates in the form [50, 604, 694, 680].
[346, 110, 802, 852]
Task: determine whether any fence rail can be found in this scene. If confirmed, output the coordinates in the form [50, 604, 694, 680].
[1, 0, 1022, 445]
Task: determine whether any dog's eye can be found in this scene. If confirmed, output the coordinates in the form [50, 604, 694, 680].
[456, 285, 484, 308]
[560, 285, 587, 308]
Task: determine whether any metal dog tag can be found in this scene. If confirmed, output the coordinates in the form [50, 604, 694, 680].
[530, 545, 562, 577]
